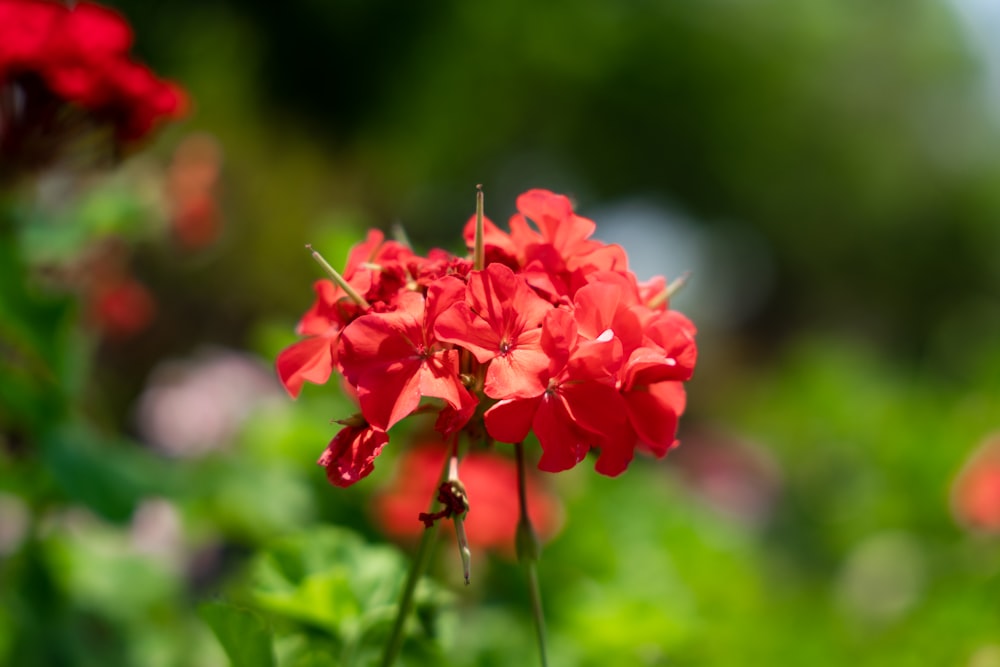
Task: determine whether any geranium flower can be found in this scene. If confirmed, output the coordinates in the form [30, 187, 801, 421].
[485, 308, 628, 473]
[282, 188, 697, 490]
[338, 278, 475, 431]
[434, 263, 552, 399]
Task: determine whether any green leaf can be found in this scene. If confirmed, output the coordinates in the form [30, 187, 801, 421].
[200, 600, 277, 667]
[249, 527, 452, 659]
[41, 425, 179, 522]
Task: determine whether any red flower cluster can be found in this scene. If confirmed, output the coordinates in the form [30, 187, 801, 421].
[0, 0, 186, 173]
[278, 189, 697, 486]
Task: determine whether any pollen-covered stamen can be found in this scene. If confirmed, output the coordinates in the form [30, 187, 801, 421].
[499, 338, 513, 355]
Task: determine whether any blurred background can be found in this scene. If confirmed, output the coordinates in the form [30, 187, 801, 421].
[3, 0, 1000, 665]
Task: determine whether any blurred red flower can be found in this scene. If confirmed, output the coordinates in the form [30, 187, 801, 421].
[166, 133, 223, 250]
[374, 443, 560, 553]
[87, 274, 156, 339]
[953, 434, 1000, 534]
[0, 0, 186, 178]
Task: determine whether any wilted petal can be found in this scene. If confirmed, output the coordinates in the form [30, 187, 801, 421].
[318, 424, 389, 487]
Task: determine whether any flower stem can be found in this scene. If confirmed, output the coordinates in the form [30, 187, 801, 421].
[379, 455, 450, 667]
[525, 561, 548, 667]
[447, 450, 473, 585]
[514, 442, 548, 667]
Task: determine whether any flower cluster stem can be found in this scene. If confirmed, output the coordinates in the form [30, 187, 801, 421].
[379, 454, 451, 667]
[526, 561, 549, 667]
[515, 441, 548, 667]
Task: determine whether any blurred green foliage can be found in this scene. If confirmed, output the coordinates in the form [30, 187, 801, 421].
[3, 0, 1000, 665]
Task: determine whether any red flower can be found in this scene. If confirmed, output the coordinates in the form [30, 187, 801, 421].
[87, 274, 156, 339]
[281, 188, 698, 488]
[0, 0, 186, 177]
[338, 278, 475, 430]
[485, 307, 628, 473]
[953, 435, 1000, 534]
[318, 420, 389, 488]
[374, 443, 560, 552]
[434, 263, 552, 399]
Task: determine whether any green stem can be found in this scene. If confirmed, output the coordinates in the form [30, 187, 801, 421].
[525, 561, 548, 667]
[379, 454, 451, 667]
[514, 442, 548, 667]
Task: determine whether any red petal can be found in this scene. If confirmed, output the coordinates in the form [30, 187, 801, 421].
[61, 2, 133, 55]
[425, 276, 467, 329]
[318, 425, 388, 487]
[338, 300, 424, 385]
[297, 280, 345, 337]
[276, 336, 334, 398]
[356, 360, 423, 430]
[483, 331, 549, 399]
[435, 389, 480, 438]
[417, 350, 468, 411]
[434, 301, 498, 362]
[563, 335, 623, 384]
[484, 397, 540, 443]
[534, 394, 591, 472]
[462, 213, 518, 259]
[625, 382, 686, 457]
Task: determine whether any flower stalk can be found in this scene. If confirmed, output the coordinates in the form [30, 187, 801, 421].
[448, 453, 473, 585]
[515, 441, 548, 667]
[379, 453, 451, 667]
